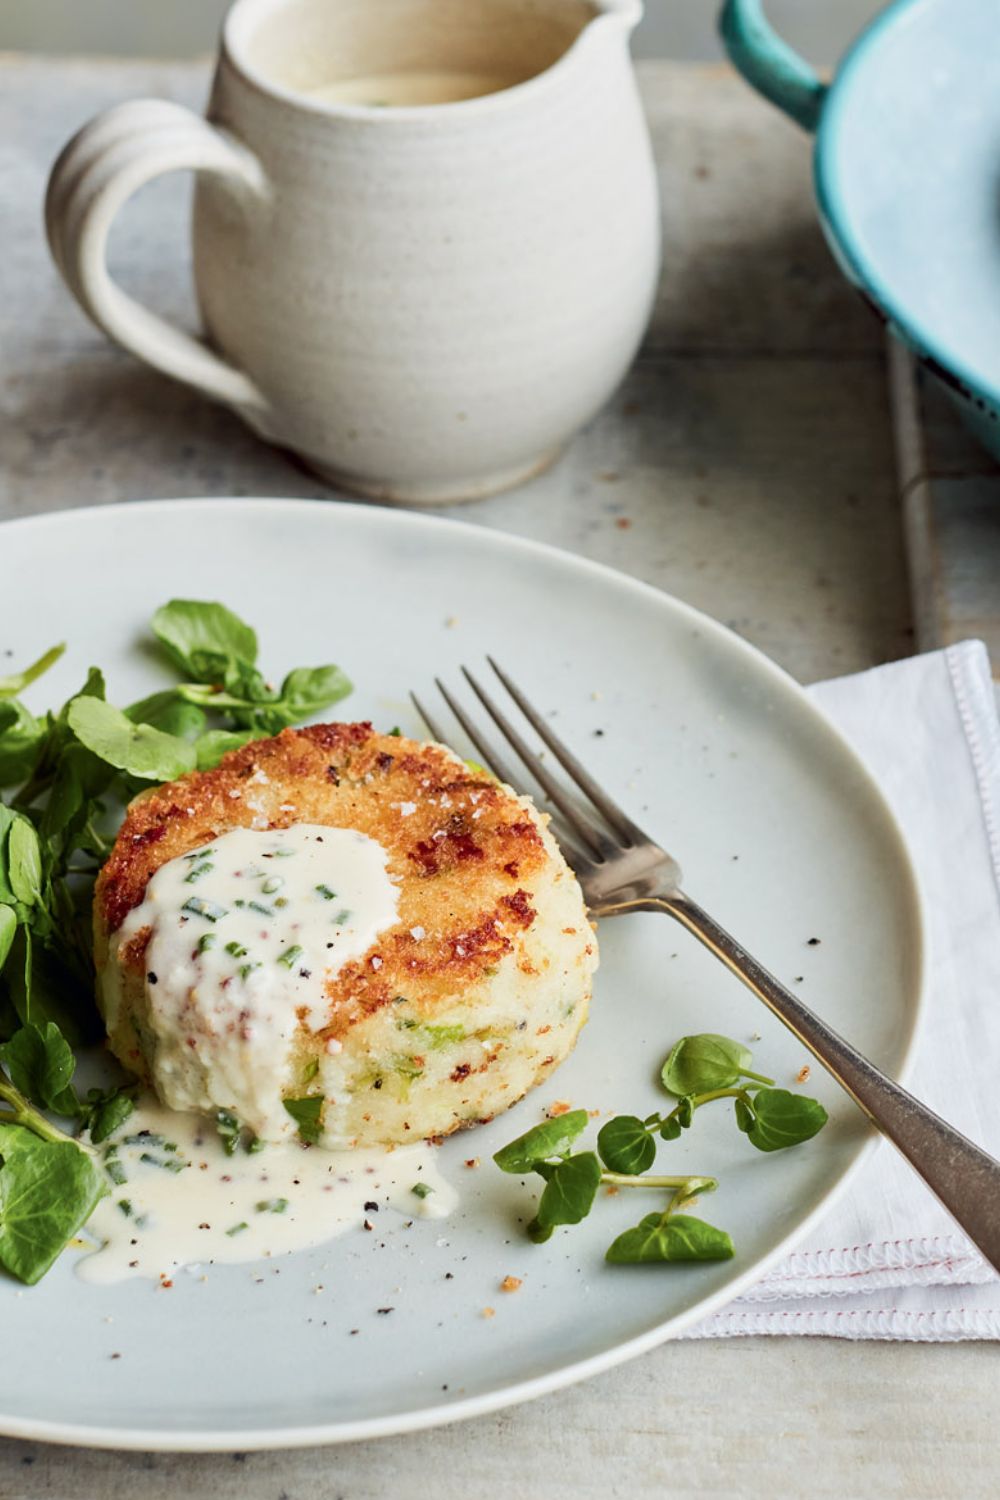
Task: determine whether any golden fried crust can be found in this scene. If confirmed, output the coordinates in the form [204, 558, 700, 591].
[96, 723, 551, 1039]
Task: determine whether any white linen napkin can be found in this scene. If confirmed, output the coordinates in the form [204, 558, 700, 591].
[686, 640, 1000, 1340]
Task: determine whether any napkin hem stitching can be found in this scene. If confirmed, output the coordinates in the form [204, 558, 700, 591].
[681, 1306, 1000, 1341]
[946, 641, 1000, 908]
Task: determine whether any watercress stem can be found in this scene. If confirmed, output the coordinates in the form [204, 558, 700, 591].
[0, 1078, 93, 1153]
[600, 1170, 717, 1193]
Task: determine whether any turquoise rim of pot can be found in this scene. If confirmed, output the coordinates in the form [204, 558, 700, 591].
[719, 0, 997, 409]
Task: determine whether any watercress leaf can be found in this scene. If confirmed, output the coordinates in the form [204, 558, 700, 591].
[744, 1088, 828, 1152]
[0, 806, 16, 906]
[4, 929, 93, 1047]
[597, 1115, 656, 1175]
[0, 1021, 77, 1115]
[50, 666, 106, 750]
[0, 1122, 107, 1284]
[67, 697, 196, 781]
[0, 701, 45, 787]
[283, 1095, 323, 1145]
[493, 1110, 590, 1173]
[605, 1212, 735, 1265]
[126, 690, 207, 740]
[661, 1033, 753, 1096]
[676, 1096, 694, 1129]
[533, 1151, 602, 1232]
[276, 665, 353, 722]
[151, 600, 258, 678]
[39, 741, 114, 844]
[734, 1096, 755, 1133]
[0, 644, 65, 700]
[195, 729, 258, 771]
[7, 817, 42, 907]
[218, 657, 273, 702]
[88, 1092, 134, 1145]
[659, 1116, 682, 1141]
[0, 907, 15, 971]
[526, 1216, 554, 1244]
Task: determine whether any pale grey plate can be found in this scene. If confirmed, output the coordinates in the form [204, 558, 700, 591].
[0, 498, 924, 1450]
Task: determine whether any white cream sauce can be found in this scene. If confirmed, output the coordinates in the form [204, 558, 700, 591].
[108, 825, 399, 1142]
[304, 69, 520, 107]
[77, 1097, 456, 1285]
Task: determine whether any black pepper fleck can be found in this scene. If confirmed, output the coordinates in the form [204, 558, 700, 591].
[147, 972, 158, 984]
[807, 937, 821, 946]
[364, 1201, 378, 1212]
[376, 1307, 394, 1315]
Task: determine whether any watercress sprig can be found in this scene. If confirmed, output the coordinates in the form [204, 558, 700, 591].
[494, 1034, 828, 1264]
[0, 598, 353, 1283]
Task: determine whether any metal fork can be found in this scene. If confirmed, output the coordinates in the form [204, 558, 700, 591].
[413, 659, 1000, 1274]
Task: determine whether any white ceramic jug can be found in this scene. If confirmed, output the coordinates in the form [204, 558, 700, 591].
[46, 0, 660, 504]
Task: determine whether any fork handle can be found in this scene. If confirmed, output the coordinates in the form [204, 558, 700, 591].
[659, 893, 1000, 1274]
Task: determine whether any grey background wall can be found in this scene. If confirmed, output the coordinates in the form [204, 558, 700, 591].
[0, 0, 884, 63]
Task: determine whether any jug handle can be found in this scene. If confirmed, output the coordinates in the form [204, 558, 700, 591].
[45, 99, 271, 421]
[718, 0, 827, 133]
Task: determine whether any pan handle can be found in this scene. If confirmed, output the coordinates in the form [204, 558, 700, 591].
[719, 0, 827, 133]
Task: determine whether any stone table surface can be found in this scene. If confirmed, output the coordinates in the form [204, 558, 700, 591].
[1, 53, 996, 1500]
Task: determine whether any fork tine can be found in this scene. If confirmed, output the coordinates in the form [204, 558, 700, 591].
[409, 691, 450, 749]
[487, 657, 644, 847]
[461, 667, 613, 862]
[432, 679, 523, 793]
[410, 688, 593, 872]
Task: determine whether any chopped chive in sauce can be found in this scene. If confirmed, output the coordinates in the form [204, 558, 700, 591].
[261, 876, 284, 894]
[332, 909, 352, 925]
[197, 932, 217, 954]
[239, 962, 261, 981]
[234, 898, 246, 908]
[247, 1136, 266, 1154]
[125, 1132, 165, 1148]
[248, 901, 274, 917]
[117, 1199, 133, 1217]
[105, 1160, 127, 1186]
[184, 846, 214, 861]
[182, 896, 228, 922]
[140, 1152, 187, 1173]
[225, 941, 248, 959]
[315, 884, 337, 901]
[272, 849, 296, 858]
[278, 944, 303, 969]
[411, 1182, 433, 1200]
[274, 897, 289, 908]
[226, 1221, 250, 1237]
[184, 861, 214, 884]
[255, 1198, 289, 1214]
